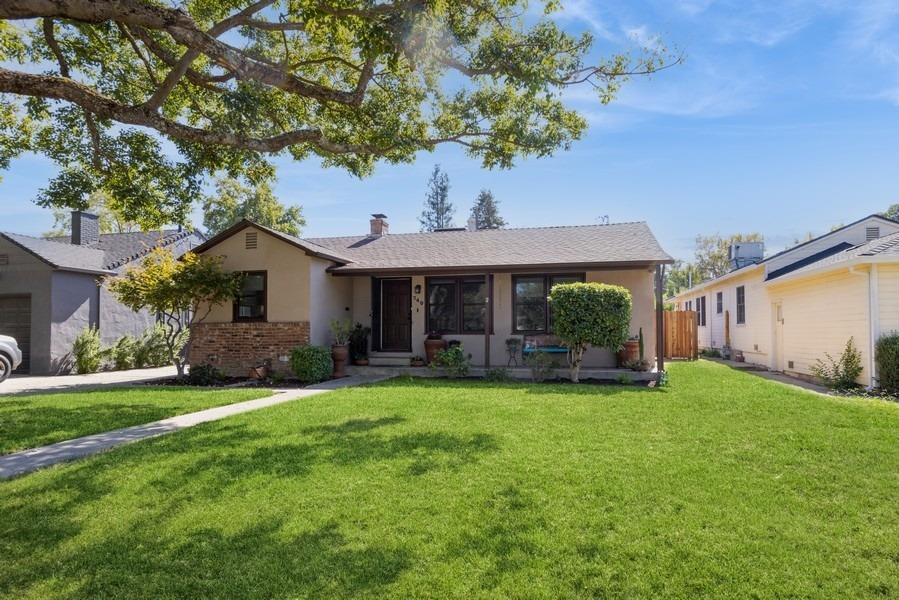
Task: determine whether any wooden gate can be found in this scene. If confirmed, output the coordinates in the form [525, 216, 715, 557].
[664, 310, 698, 360]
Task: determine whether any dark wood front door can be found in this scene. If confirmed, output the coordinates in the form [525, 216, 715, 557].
[381, 279, 411, 351]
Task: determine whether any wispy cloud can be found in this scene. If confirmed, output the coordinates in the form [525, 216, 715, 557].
[551, 0, 618, 41]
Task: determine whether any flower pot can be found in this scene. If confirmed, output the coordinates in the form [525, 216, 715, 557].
[616, 339, 640, 367]
[248, 365, 268, 380]
[353, 358, 369, 366]
[424, 338, 446, 364]
[331, 344, 349, 378]
[411, 359, 425, 367]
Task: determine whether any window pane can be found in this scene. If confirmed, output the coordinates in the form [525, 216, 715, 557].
[237, 274, 265, 319]
[515, 277, 546, 301]
[428, 282, 457, 333]
[462, 305, 486, 332]
[515, 303, 546, 332]
[462, 281, 486, 304]
[550, 275, 581, 289]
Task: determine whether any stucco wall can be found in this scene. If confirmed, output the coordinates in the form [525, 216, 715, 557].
[767, 269, 871, 385]
[49, 270, 100, 373]
[309, 258, 353, 346]
[200, 225, 312, 323]
[0, 238, 53, 373]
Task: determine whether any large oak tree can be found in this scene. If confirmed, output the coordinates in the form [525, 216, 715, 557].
[0, 0, 671, 227]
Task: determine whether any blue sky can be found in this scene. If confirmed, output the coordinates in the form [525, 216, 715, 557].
[2, 0, 899, 261]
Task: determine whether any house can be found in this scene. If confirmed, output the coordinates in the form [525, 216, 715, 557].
[0, 211, 204, 374]
[672, 214, 899, 387]
[187, 215, 673, 376]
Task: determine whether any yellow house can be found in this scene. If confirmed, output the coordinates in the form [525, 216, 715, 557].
[187, 216, 673, 377]
[673, 215, 899, 387]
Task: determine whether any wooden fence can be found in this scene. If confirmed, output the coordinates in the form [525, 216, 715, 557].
[664, 310, 698, 360]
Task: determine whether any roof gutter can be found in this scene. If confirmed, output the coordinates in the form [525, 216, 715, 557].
[326, 260, 672, 276]
[672, 263, 763, 299]
[764, 254, 897, 287]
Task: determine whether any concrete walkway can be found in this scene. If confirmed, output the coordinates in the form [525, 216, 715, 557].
[0, 374, 389, 480]
[1, 366, 178, 395]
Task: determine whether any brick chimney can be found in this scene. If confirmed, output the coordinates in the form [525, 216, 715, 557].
[71, 211, 100, 246]
[369, 213, 388, 237]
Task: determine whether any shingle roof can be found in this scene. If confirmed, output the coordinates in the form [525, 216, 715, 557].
[2, 229, 203, 274]
[190, 220, 355, 264]
[307, 222, 673, 273]
[782, 231, 899, 279]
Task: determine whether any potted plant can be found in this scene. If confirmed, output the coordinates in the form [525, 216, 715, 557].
[329, 318, 354, 378]
[424, 331, 446, 364]
[410, 355, 425, 367]
[349, 322, 371, 366]
[616, 335, 640, 368]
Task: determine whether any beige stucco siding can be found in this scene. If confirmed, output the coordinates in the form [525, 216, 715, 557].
[201, 225, 311, 323]
[308, 258, 353, 346]
[878, 265, 899, 337]
[768, 269, 871, 385]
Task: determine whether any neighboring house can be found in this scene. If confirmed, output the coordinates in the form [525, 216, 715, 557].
[672, 214, 899, 387]
[0, 211, 204, 374]
[188, 215, 673, 376]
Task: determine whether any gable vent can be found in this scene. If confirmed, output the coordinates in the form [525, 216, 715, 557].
[866, 226, 880, 241]
[245, 231, 258, 249]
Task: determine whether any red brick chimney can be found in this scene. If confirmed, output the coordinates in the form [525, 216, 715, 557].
[370, 213, 388, 237]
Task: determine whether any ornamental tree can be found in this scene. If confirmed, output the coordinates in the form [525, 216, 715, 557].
[0, 0, 672, 228]
[549, 282, 632, 383]
[108, 247, 243, 377]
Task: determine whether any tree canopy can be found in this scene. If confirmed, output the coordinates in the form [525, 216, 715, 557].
[44, 190, 138, 237]
[0, 0, 671, 228]
[470, 189, 505, 229]
[419, 164, 453, 231]
[202, 176, 305, 236]
[883, 204, 899, 222]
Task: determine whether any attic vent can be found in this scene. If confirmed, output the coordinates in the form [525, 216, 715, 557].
[866, 226, 880, 241]
[245, 231, 258, 249]
[0, 254, 8, 266]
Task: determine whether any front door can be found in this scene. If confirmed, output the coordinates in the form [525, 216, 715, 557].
[381, 279, 411, 351]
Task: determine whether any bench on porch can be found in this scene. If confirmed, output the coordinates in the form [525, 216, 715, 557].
[521, 335, 569, 361]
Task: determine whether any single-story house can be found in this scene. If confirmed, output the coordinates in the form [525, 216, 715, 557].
[188, 215, 673, 375]
[672, 214, 899, 387]
[0, 211, 204, 374]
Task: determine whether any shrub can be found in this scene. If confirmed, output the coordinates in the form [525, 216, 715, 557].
[700, 347, 722, 359]
[549, 282, 632, 382]
[329, 318, 354, 345]
[111, 335, 138, 370]
[811, 337, 863, 390]
[188, 363, 224, 386]
[431, 345, 470, 378]
[875, 332, 899, 395]
[72, 327, 103, 374]
[525, 351, 557, 383]
[349, 323, 371, 361]
[290, 345, 333, 383]
[484, 367, 514, 383]
[134, 324, 183, 368]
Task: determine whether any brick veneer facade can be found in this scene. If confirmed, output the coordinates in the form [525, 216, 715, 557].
[189, 321, 310, 376]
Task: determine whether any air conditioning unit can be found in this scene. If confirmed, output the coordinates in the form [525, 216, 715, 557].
[729, 242, 764, 270]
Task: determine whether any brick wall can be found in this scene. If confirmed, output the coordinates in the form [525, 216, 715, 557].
[189, 321, 310, 376]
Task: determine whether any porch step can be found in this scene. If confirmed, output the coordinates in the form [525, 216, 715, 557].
[368, 355, 412, 367]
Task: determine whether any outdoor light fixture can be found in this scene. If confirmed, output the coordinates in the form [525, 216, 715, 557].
[414, 284, 422, 294]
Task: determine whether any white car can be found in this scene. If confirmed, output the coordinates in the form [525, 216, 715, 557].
[0, 335, 23, 383]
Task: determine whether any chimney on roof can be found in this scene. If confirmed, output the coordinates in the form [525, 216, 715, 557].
[467, 216, 478, 232]
[71, 211, 100, 246]
[370, 213, 388, 237]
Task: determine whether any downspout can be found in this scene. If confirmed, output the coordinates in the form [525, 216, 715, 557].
[484, 273, 493, 369]
[655, 265, 666, 374]
[849, 265, 878, 389]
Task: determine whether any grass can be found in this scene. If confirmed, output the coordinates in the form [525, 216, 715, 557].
[1, 361, 898, 598]
[0, 387, 273, 454]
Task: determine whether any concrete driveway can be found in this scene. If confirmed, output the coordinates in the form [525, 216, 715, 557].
[0, 366, 177, 395]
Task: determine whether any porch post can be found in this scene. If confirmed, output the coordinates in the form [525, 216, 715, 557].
[484, 273, 493, 368]
[655, 265, 666, 373]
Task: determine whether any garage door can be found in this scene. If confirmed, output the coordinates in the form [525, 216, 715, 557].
[0, 295, 31, 373]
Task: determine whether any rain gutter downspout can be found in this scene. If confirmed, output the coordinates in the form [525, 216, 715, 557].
[849, 265, 879, 389]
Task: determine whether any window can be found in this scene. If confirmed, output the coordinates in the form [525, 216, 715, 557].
[233, 271, 266, 321]
[512, 274, 584, 333]
[716, 291, 723, 314]
[736, 285, 746, 324]
[686, 300, 693, 311]
[426, 277, 487, 334]
[697, 296, 707, 327]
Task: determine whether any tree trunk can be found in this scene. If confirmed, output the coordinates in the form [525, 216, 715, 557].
[570, 344, 585, 383]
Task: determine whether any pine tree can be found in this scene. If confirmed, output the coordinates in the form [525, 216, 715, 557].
[470, 189, 506, 229]
[419, 165, 454, 231]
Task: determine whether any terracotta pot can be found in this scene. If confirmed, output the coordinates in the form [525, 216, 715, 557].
[424, 338, 446, 364]
[331, 344, 349, 378]
[616, 339, 640, 367]
[248, 365, 268, 380]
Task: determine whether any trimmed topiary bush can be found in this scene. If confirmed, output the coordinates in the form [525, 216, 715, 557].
[290, 345, 333, 383]
[875, 332, 899, 395]
[549, 282, 632, 382]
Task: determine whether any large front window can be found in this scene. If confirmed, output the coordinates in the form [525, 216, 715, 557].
[512, 274, 584, 333]
[427, 277, 487, 334]
[234, 271, 266, 321]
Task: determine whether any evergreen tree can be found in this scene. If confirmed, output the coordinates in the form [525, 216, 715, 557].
[470, 189, 507, 229]
[202, 177, 305, 237]
[883, 204, 899, 221]
[419, 165, 454, 231]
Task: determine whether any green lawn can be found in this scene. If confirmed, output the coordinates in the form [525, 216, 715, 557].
[2, 362, 898, 598]
[0, 387, 273, 454]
